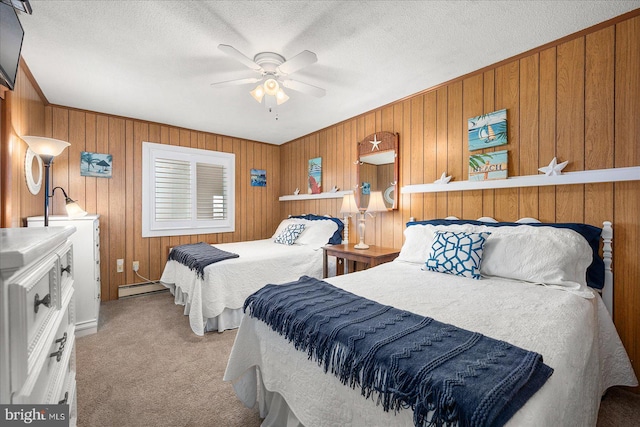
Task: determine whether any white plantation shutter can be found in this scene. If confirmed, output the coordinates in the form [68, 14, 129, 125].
[142, 142, 235, 237]
[155, 158, 191, 220]
[196, 163, 227, 220]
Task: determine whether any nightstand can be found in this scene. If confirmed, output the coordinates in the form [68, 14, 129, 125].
[322, 244, 400, 278]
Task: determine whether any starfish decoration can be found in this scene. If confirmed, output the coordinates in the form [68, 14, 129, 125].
[434, 172, 452, 184]
[369, 134, 381, 151]
[293, 187, 300, 195]
[538, 157, 568, 176]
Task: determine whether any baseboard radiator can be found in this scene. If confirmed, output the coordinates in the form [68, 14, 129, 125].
[118, 282, 168, 298]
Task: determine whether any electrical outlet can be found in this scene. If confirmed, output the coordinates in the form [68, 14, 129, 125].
[133, 261, 139, 272]
[116, 259, 124, 273]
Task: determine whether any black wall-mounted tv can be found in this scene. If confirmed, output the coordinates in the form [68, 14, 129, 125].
[0, 2, 25, 90]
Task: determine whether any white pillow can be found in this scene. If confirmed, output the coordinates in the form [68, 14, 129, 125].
[296, 219, 339, 249]
[477, 225, 594, 297]
[397, 223, 476, 264]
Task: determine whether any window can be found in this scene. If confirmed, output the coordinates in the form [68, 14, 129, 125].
[142, 142, 235, 237]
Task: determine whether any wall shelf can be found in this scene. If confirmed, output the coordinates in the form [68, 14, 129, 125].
[401, 166, 640, 194]
[279, 190, 353, 202]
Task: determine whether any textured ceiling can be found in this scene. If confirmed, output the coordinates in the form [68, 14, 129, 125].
[17, 1, 639, 145]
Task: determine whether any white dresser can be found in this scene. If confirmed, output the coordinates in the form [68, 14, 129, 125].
[28, 215, 101, 336]
[0, 226, 78, 423]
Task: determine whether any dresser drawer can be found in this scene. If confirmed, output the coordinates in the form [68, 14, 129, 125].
[13, 289, 75, 404]
[57, 241, 74, 295]
[7, 251, 63, 391]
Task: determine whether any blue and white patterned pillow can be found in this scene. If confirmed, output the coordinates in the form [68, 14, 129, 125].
[274, 223, 307, 245]
[425, 231, 491, 279]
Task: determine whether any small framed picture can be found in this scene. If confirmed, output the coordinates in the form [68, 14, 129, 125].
[468, 109, 508, 151]
[81, 152, 112, 178]
[250, 169, 266, 187]
[469, 150, 508, 181]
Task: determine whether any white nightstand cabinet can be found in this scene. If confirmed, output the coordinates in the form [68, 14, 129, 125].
[0, 226, 78, 424]
[28, 215, 101, 336]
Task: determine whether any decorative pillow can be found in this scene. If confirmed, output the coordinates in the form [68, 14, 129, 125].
[274, 223, 306, 245]
[272, 218, 309, 240]
[425, 231, 491, 279]
[397, 223, 476, 264]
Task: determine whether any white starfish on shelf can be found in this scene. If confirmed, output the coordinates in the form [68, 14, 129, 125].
[434, 172, 452, 184]
[538, 157, 568, 176]
[293, 187, 300, 195]
[369, 134, 381, 151]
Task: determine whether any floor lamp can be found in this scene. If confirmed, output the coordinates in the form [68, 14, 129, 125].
[22, 136, 87, 226]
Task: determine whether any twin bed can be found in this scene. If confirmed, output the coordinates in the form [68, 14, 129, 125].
[222, 217, 638, 427]
[159, 214, 343, 335]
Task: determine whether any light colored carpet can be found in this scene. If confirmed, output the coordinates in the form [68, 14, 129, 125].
[76, 292, 639, 427]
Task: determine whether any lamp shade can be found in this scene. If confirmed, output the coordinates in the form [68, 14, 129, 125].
[366, 191, 388, 213]
[276, 88, 289, 105]
[250, 85, 265, 103]
[22, 136, 70, 160]
[64, 198, 88, 218]
[340, 193, 359, 214]
[263, 78, 279, 96]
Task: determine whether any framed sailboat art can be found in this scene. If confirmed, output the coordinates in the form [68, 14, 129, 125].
[468, 109, 508, 151]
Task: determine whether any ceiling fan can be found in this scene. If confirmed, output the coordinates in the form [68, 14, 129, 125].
[211, 44, 326, 106]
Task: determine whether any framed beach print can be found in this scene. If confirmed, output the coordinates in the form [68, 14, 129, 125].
[468, 109, 508, 151]
[308, 157, 322, 194]
[81, 152, 112, 178]
[250, 169, 266, 187]
[468, 150, 508, 181]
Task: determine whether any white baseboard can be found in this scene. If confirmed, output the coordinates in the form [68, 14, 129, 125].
[118, 282, 167, 298]
[75, 320, 98, 337]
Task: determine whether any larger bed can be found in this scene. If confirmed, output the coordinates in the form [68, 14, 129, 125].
[160, 214, 343, 335]
[224, 218, 638, 427]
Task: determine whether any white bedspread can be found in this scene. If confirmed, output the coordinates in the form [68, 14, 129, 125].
[160, 239, 325, 335]
[224, 260, 638, 427]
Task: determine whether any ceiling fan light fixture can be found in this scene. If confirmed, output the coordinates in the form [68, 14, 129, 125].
[250, 85, 265, 103]
[276, 88, 289, 105]
[263, 78, 279, 96]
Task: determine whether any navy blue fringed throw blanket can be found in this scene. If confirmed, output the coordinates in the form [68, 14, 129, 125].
[167, 242, 239, 279]
[244, 276, 553, 427]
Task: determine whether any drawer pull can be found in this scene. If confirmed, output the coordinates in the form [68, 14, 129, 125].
[61, 264, 71, 276]
[34, 293, 51, 313]
[50, 332, 67, 362]
[58, 392, 68, 405]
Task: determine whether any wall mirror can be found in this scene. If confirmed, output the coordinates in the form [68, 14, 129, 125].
[25, 147, 43, 195]
[357, 131, 399, 210]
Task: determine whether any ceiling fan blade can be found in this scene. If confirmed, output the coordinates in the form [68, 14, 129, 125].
[276, 50, 317, 75]
[218, 44, 262, 71]
[210, 77, 261, 88]
[282, 79, 326, 98]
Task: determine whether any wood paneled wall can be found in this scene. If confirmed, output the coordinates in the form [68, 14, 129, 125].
[40, 108, 282, 301]
[1, 65, 47, 229]
[2, 69, 281, 302]
[280, 14, 640, 383]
